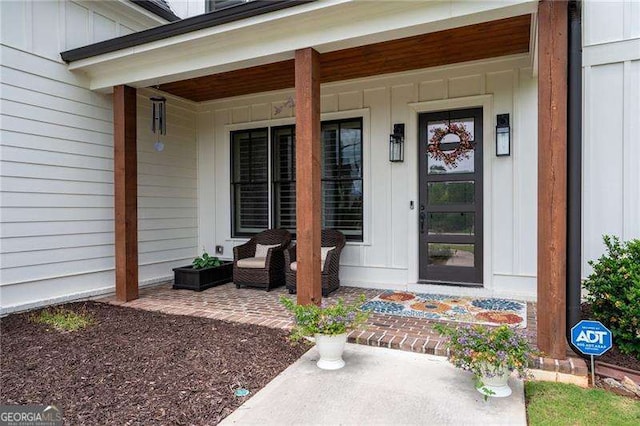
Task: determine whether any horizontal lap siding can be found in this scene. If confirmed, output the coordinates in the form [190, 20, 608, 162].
[0, 54, 198, 311]
[0, 47, 117, 297]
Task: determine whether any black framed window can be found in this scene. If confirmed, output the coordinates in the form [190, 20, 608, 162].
[232, 118, 364, 241]
[231, 128, 269, 237]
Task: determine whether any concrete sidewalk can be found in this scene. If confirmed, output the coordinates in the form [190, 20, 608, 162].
[221, 343, 526, 425]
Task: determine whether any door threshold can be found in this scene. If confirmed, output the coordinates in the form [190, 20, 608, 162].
[417, 280, 483, 288]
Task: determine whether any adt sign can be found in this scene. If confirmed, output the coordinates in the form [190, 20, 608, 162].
[571, 320, 612, 356]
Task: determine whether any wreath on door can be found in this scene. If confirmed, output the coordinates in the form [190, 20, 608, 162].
[427, 122, 474, 167]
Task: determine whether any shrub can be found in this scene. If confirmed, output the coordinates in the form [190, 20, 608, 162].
[583, 235, 640, 358]
[280, 295, 369, 342]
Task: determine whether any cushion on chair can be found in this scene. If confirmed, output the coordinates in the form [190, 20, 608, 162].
[255, 243, 279, 258]
[237, 257, 267, 269]
[289, 261, 325, 272]
[321, 246, 335, 261]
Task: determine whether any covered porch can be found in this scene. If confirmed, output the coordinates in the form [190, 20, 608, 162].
[100, 281, 588, 379]
[64, 1, 571, 360]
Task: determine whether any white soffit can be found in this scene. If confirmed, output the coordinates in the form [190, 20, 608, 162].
[69, 0, 537, 92]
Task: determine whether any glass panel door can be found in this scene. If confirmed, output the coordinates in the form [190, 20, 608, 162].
[418, 108, 483, 285]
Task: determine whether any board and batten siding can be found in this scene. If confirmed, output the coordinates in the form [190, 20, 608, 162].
[0, 1, 197, 313]
[582, 0, 640, 278]
[198, 55, 539, 299]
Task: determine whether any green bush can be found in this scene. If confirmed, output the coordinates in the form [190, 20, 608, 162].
[583, 235, 640, 358]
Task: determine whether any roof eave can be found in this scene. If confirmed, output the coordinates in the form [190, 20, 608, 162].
[60, 0, 314, 63]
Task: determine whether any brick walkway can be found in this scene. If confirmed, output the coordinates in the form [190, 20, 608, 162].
[100, 282, 586, 378]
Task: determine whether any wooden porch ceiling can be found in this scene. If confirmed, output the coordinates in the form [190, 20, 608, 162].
[157, 14, 531, 102]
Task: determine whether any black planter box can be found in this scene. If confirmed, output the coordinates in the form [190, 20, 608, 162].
[173, 261, 233, 291]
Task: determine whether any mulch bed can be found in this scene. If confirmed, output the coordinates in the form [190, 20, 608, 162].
[1, 302, 308, 425]
[581, 303, 640, 372]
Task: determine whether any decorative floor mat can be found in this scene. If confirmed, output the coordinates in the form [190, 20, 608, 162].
[361, 291, 527, 328]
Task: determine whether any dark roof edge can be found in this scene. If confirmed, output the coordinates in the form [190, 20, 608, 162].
[61, 0, 314, 63]
[130, 0, 181, 22]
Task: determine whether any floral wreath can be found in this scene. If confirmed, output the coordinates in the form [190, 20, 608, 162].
[427, 122, 474, 167]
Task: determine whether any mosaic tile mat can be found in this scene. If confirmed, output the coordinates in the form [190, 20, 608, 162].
[361, 291, 527, 328]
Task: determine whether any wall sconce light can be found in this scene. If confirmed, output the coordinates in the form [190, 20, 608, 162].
[151, 96, 167, 152]
[496, 113, 510, 157]
[389, 123, 405, 162]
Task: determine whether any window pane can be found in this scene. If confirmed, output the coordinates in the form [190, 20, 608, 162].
[273, 126, 295, 181]
[234, 183, 268, 234]
[428, 243, 474, 267]
[322, 179, 363, 238]
[427, 118, 475, 141]
[427, 212, 474, 236]
[272, 126, 296, 233]
[428, 181, 475, 205]
[426, 118, 475, 174]
[427, 149, 474, 174]
[231, 128, 268, 236]
[232, 129, 268, 183]
[322, 120, 362, 180]
[274, 182, 296, 232]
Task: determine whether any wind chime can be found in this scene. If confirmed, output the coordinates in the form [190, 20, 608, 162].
[150, 96, 167, 151]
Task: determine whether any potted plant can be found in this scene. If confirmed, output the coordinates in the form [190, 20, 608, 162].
[280, 295, 369, 370]
[434, 323, 534, 399]
[173, 250, 233, 291]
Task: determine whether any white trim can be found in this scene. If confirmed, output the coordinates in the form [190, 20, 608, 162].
[583, 38, 640, 66]
[406, 95, 494, 288]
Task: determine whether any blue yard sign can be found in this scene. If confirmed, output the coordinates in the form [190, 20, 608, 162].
[571, 320, 612, 356]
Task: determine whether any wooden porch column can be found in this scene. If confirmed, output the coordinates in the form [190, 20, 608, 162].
[113, 85, 139, 302]
[295, 48, 322, 306]
[537, 0, 568, 359]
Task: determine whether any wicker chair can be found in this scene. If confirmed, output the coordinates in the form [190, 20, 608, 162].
[284, 229, 346, 297]
[233, 229, 291, 291]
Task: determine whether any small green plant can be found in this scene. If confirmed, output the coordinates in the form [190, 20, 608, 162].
[583, 235, 640, 358]
[31, 307, 94, 332]
[435, 323, 535, 399]
[280, 295, 370, 342]
[192, 250, 222, 269]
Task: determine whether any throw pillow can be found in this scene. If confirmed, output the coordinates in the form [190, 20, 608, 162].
[255, 243, 279, 258]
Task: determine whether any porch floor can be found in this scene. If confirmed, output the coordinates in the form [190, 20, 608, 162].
[100, 282, 586, 377]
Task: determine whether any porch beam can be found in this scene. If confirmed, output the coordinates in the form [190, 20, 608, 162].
[537, 0, 568, 359]
[295, 48, 322, 306]
[113, 85, 139, 302]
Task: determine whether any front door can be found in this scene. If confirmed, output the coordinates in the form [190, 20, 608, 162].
[418, 108, 483, 286]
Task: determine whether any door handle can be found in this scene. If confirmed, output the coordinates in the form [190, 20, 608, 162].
[419, 211, 426, 233]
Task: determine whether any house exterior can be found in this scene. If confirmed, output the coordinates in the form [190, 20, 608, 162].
[1, 0, 638, 360]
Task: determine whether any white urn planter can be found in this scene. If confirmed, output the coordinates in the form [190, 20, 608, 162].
[314, 333, 347, 370]
[477, 364, 512, 398]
